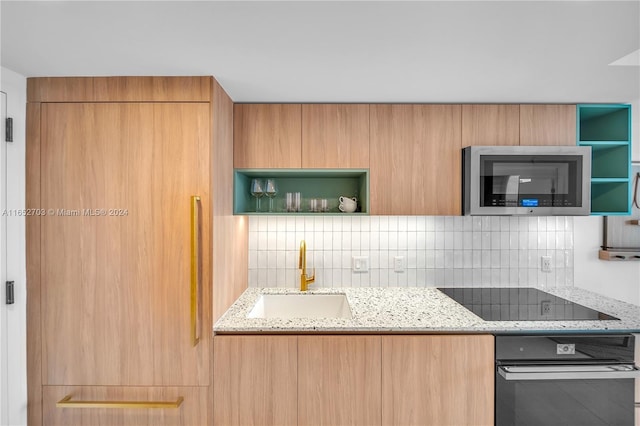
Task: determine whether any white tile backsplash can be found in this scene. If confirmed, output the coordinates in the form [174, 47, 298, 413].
[247, 216, 574, 289]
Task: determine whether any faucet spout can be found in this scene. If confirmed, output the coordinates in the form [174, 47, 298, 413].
[299, 240, 315, 291]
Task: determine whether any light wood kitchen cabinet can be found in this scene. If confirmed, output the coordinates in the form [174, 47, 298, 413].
[382, 335, 494, 426]
[298, 336, 382, 426]
[27, 77, 245, 426]
[301, 104, 370, 168]
[212, 334, 494, 426]
[635, 333, 639, 426]
[234, 103, 302, 168]
[39, 102, 210, 386]
[43, 386, 208, 426]
[370, 104, 462, 215]
[520, 104, 576, 146]
[213, 336, 298, 426]
[462, 104, 520, 147]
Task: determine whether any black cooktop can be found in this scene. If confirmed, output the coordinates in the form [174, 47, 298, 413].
[438, 287, 619, 321]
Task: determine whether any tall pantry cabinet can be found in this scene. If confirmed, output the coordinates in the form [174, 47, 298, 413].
[26, 77, 246, 426]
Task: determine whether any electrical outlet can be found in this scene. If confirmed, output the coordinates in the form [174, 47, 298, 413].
[541, 255, 552, 272]
[393, 256, 405, 272]
[352, 256, 369, 273]
[541, 300, 552, 315]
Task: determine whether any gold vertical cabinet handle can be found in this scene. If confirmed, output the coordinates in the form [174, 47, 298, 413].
[57, 395, 184, 409]
[191, 195, 202, 347]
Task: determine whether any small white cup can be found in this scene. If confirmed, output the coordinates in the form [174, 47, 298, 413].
[338, 196, 357, 213]
[339, 204, 357, 213]
[338, 196, 357, 212]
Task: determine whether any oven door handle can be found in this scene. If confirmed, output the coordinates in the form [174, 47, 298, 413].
[498, 364, 640, 381]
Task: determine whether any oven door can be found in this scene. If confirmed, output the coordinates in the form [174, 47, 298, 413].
[496, 364, 639, 426]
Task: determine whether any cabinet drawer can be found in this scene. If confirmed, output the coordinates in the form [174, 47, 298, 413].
[43, 386, 208, 426]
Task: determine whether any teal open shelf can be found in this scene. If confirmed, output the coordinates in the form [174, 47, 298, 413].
[587, 143, 629, 179]
[577, 104, 631, 215]
[234, 169, 369, 215]
[590, 181, 630, 215]
[578, 105, 630, 142]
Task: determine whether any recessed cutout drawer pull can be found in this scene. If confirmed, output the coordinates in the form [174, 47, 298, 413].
[56, 395, 184, 409]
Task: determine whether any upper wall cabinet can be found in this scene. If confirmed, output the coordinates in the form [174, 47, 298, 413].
[370, 104, 462, 215]
[462, 104, 520, 147]
[301, 104, 370, 168]
[234, 104, 302, 168]
[577, 104, 632, 215]
[520, 104, 576, 146]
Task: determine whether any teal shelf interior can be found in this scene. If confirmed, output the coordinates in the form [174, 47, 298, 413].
[590, 181, 630, 215]
[577, 104, 631, 215]
[578, 105, 630, 142]
[234, 169, 369, 214]
[581, 143, 630, 179]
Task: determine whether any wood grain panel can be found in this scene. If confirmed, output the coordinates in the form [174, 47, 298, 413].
[635, 333, 639, 425]
[212, 80, 247, 323]
[382, 335, 494, 426]
[520, 104, 576, 146]
[26, 102, 43, 426]
[233, 104, 302, 168]
[213, 336, 297, 426]
[298, 336, 381, 426]
[147, 102, 211, 386]
[370, 104, 462, 215]
[43, 386, 208, 426]
[40, 103, 210, 386]
[302, 104, 370, 168]
[27, 77, 211, 102]
[462, 104, 520, 146]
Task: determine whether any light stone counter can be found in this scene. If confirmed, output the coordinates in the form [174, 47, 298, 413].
[213, 286, 640, 334]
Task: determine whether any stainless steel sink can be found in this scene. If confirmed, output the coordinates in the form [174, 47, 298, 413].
[247, 294, 353, 319]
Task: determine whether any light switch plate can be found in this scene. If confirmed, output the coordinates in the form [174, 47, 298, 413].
[394, 256, 405, 272]
[352, 256, 369, 273]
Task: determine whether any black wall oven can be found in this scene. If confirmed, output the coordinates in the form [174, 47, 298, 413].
[496, 335, 639, 426]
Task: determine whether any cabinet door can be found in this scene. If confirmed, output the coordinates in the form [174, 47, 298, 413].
[43, 386, 207, 426]
[298, 336, 381, 426]
[520, 104, 576, 146]
[234, 103, 302, 168]
[370, 104, 462, 215]
[302, 104, 369, 168]
[213, 336, 298, 426]
[382, 335, 494, 426]
[40, 103, 210, 386]
[462, 104, 520, 147]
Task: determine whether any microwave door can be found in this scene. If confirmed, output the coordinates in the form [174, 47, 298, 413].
[493, 164, 526, 208]
[492, 175, 520, 206]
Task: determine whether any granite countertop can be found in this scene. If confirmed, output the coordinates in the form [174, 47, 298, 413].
[213, 286, 640, 334]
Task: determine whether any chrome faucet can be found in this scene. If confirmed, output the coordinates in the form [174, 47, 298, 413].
[299, 240, 315, 291]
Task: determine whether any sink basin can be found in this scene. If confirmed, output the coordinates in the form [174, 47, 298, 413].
[247, 294, 353, 319]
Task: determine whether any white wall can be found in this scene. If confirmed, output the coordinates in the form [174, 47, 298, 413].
[632, 98, 639, 162]
[574, 216, 640, 305]
[0, 66, 27, 426]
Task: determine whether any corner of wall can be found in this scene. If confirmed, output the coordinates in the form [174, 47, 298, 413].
[1, 65, 28, 426]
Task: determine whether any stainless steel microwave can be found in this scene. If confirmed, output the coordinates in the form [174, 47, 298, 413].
[462, 146, 592, 216]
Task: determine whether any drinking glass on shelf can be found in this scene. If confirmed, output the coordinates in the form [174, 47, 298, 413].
[250, 179, 264, 212]
[265, 179, 278, 212]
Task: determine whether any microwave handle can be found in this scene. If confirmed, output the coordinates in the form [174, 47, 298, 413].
[498, 364, 640, 381]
